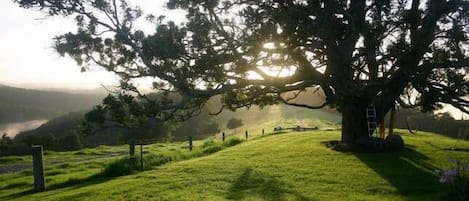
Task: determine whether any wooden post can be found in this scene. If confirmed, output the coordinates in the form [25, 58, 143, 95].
[188, 136, 193, 151]
[32, 145, 45, 192]
[262, 129, 264, 136]
[222, 132, 225, 141]
[140, 144, 143, 170]
[245, 130, 248, 141]
[389, 104, 396, 136]
[379, 120, 385, 139]
[129, 141, 135, 158]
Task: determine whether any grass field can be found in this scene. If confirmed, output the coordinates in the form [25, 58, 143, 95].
[1, 128, 468, 201]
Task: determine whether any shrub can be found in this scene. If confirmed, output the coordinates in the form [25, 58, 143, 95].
[101, 157, 139, 177]
[101, 137, 244, 177]
[202, 145, 223, 154]
[102, 154, 174, 177]
[438, 159, 469, 201]
[223, 138, 242, 147]
[143, 154, 173, 169]
[201, 139, 216, 148]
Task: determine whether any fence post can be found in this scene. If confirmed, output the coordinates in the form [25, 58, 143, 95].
[189, 136, 193, 151]
[32, 145, 45, 192]
[140, 144, 143, 170]
[262, 129, 264, 136]
[245, 130, 248, 141]
[222, 132, 225, 141]
[129, 141, 135, 158]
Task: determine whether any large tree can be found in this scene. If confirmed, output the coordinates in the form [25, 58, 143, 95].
[15, 0, 468, 146]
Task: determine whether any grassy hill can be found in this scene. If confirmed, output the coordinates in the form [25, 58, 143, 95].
[1, 128, 468, 201]
[0, 85, 104, 123]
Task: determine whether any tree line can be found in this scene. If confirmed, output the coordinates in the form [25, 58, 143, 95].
[394, 109, 469, 140]
[0, 108, 225, 156]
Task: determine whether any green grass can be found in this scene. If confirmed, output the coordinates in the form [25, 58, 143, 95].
[0, 137, 243, 199]
[1, 129, 468, 201]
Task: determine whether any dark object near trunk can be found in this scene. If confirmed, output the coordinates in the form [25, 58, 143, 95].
[385, 134, 405, 151]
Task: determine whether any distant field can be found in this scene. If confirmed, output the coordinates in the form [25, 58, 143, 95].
[1, 128, 468, 201]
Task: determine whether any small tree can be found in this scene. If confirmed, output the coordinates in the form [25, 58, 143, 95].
[227, 118, 243, 134]
[61, 132, 83, 151]
[1, 133, 12, 144]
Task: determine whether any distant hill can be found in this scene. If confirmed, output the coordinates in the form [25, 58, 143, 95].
[15, 111, 86, 139]
[0, 85, 105, 123]
[12, 108, 221, 151]
[9, 103, 340, 152]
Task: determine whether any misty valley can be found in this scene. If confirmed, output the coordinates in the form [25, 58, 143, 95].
[0, 120, 48, 138]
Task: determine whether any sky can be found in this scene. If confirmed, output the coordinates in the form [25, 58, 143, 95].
[0, 0, 184, 90]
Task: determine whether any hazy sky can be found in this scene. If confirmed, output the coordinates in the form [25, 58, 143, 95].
[0, 0, 183, 89]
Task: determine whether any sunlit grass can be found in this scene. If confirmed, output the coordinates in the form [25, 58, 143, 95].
[0, 137, 243, 198]
[0, 129, 467, 201]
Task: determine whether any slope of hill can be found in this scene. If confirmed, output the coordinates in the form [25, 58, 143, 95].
[10, 108, 223, 152]
[0, 85, 104, 123]
[10, 104, 339, 151]
[1, 129, 468, 201]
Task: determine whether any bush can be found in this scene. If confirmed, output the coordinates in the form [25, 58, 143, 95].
[439, 159, 469, 201]
[201, 139, 216, 148]
[101, 137, 244, 177]
[202, 145, 223, 154]
[101, 157, 139, 177]
[223, 138, 242, 147]
[143, 154, 173, 168]
[102, 154, 174, 177]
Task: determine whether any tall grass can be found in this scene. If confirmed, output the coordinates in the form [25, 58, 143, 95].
[101, 137, 243, 177]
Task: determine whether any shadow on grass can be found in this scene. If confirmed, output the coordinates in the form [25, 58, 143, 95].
[1, 173, 114, 200]
[424, 141, 469, 152]
[354, 147, 441, 201]
[227, 168, 315, 201]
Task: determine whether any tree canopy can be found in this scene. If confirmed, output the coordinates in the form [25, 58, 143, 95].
[15, 0, 469, 145]
[226, 118, 243, 130]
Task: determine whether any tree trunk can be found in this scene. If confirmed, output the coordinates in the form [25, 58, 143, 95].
[341, 102, 370, 145]
[388, 105, 396, 136]
[340, 97, 396, 149]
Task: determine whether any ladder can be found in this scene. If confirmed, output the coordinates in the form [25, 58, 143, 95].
[366, 105, 383, 150]
[366, 105, 377, 138]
